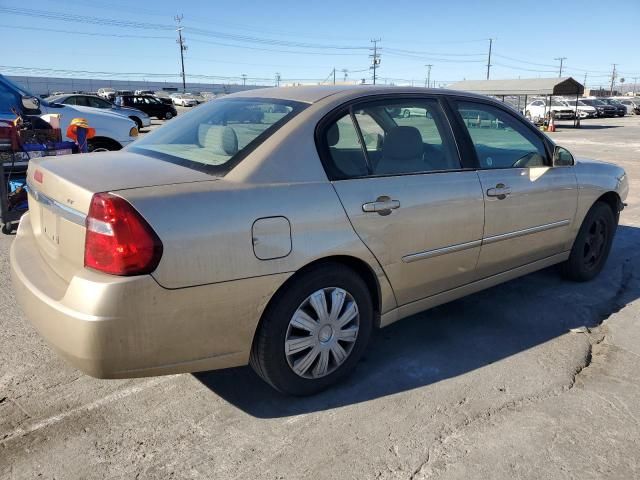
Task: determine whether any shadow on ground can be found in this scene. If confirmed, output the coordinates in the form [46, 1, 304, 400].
[557, 124, 622, 130]
[195, 225, 640, 418]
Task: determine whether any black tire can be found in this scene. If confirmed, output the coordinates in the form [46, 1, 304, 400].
[402, 109, 410, 118]
[561, 201, 616, 282]
[2, 223, 13, 234]
[87, 138, 120, 152]
[250, 263, 373, 396]
[164, 111, 173, 120]
[129, 116, 143, 131]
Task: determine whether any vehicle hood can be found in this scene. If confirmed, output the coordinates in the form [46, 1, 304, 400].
[67, 104, 136, 120]
[44, 103, 135, 125]
[114, 105, 150, 117]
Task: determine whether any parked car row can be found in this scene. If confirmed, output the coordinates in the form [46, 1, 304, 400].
[523, 96, 637, 123]
[1, 74, 138, 152]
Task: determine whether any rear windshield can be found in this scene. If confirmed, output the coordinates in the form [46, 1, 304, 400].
[129, 97, 307, 175]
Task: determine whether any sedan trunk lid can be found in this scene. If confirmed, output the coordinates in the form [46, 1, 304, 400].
[25, 151, 214, 283]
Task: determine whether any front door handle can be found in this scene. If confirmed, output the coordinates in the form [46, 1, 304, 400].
[486, 183, 512, 200]
[362, 196, 401, 215]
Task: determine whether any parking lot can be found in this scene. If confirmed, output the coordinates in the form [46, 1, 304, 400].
[1, 115, 640, 479]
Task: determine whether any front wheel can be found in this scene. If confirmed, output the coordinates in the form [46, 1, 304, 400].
[561, 201, 616, 282]
[129, 116, 143, 131]
[402, 109, 410, 118]
[250, 264, 373, 395]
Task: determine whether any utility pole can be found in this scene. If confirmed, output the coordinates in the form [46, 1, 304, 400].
[486, 38, 493, 80]
[583, 72, 588, 89]
[633, 77, 638, 96]
[555, 57, 567, 77]
[333, 68, 336, 85]
[369, 39, 381, 85]
[241, 74, 247, 86]
[424, 64, 433, 88]
[610, 64, 617, 96]
[275, 72, 281, 87]
[342, 69, 348, 83]
[175, 14, 187, 92]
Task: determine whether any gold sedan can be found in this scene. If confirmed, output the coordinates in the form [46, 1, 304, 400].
[11, 86, 628, 395]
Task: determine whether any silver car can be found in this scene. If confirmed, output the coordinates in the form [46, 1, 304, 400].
[11, 86, 628, 395]
[46, 93, 152, 130]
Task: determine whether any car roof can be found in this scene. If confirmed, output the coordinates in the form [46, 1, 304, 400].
[226, 85, 492, 105]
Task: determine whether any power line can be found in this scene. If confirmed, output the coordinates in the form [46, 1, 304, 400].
[0, 7, 369, 51]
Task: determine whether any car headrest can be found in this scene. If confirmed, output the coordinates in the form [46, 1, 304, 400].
[327, 123, 340, 147]
[382, 126, 423, 160]
[198, 124, 238, 156]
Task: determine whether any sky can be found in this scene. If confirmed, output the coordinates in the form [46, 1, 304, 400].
[1, 0, 639, 89]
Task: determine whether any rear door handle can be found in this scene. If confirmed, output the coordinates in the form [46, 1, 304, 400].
[486, 183, 512, 199]
[362, 196, 400, 215]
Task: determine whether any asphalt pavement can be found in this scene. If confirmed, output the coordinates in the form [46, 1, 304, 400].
[1, 114, 639, 479]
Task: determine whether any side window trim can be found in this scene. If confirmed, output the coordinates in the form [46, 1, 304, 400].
[446, 96, 553, 169]
[348, 105, 373, 175]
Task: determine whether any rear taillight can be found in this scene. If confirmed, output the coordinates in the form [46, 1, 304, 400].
[84, 193, 163, 276]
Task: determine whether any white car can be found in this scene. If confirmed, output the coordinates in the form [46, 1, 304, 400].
[616, 98, 639, 115]
[0, 75, 139, 151]
[97, 88, 116, 101]
[559, 99, 598, 119]
[524, 99, 575, 122]
[170, 94, 198, 107]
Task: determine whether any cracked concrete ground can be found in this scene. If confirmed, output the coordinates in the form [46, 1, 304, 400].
[1, 116, 639, 479]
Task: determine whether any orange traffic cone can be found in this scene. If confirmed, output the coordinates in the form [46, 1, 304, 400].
[547, 114, 556, 132]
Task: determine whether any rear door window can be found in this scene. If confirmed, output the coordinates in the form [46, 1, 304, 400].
[322, 98, 461, 179]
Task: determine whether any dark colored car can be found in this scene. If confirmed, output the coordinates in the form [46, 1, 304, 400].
[600, 98, 627, 117]
[580, 99, 617, 117]
[115, 95, 177, 120]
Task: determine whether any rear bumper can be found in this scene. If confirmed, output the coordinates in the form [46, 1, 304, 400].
[10, 213, 291, 378]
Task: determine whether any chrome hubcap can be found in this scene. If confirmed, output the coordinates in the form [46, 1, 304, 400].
[285, 287, 360, 379]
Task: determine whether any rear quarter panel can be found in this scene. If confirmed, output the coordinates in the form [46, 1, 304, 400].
[118, 180, 397, 314]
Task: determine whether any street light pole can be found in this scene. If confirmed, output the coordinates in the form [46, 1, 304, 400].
[425, 64, 432, 88]
[486, 38, 493, 80]
[555, 57, 567, 77]
[175, 14, 187, 92]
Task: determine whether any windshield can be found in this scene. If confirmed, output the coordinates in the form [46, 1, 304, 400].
[129, 97, 307, 175]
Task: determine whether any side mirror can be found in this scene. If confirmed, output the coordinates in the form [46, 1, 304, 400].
[21, 96, 40, 111]
[553, 145, 574, 167]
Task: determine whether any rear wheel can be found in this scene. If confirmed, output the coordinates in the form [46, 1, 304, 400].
[250, 264, 373, 396]
[164, 111, 173, 120]
[402, 109, 410, 118]
[561, 201, 616, 282]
